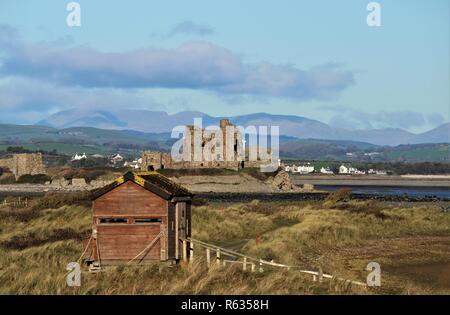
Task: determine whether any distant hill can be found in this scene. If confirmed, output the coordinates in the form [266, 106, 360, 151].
[0, 123, 448, 162]
[38, 109, 450, 146]
[409, 122, 450, 144]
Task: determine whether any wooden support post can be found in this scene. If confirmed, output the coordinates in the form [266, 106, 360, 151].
[206, 248, 211, 267]
[251, 263, 255, 272]
[160, 224, 166, 261]
[318, 267, 323, 283]
[182, 240, 187, 262]
[189, 242, 194, 264]
[259, 259, 264, 273]
[216, 249, 221, 265]
[313, 275, 317, 282]
[243, 257, 247, 271]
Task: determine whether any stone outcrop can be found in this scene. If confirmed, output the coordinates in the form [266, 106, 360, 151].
[89, 179, 113, 188]
[265, 170, 299, 191]
[71, 178, 87, 187]
[51, 178, 70, 187]
[303, 183, 315, 191]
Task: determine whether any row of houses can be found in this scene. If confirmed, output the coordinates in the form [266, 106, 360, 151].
[284, 163, 315, 174]
[71, 153, 125, 166]
[284, 163, 387, 175]
[284, 163, 333, 174]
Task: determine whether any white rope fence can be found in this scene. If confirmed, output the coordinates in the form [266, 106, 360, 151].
[182, 237, 367, 288]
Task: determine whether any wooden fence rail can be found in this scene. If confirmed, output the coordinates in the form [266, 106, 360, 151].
[181, 237, 366, 288]
[0, 197, 28, 208]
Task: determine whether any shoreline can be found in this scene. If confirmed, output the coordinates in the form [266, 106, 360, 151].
[292, 175, 450, 188]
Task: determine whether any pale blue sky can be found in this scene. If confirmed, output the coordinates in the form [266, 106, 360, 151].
[0, 0, 448, 132]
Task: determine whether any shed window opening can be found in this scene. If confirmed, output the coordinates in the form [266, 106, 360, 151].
[134, 218, 162, 224]
[99, 218, 128, 224]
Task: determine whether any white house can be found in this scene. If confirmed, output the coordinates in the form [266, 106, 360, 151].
[71, 153, 87, 161]
[339, 165, 349, 174]
[124, 160, 141, 169]
[368, 169, 387, 175]
[351, 168, 366, 175]
[296, 163, 315, 174]
[339, 165, 365, 174]
[110, 153, 124, 162]
[364, 152, 380, 157]
[284, 165, 292, 172]
[320, 167, 334, 174]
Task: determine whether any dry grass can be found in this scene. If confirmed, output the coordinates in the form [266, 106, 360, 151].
[0, 191, 448, 294]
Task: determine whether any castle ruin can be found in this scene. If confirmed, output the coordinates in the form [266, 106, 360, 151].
[140, 119, 271, 171]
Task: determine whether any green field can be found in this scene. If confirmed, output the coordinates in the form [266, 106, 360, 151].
[0, 143, 112, 156]
[384, 144, 450, 162]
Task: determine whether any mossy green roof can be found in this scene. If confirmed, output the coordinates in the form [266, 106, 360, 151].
[92, 171, 194, 200]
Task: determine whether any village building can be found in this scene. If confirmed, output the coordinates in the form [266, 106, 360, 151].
[339, 165, 365, 175]
[124, 158, 142, 169]
[110, 153, 124, 166]
[339, 165, 349, 174]
[294, 163, 315, 174]
[84, 171, 194, 267]
[368, 168, 387, 175]
[71, 153, 87, 161]
[320, 167, 334, 174]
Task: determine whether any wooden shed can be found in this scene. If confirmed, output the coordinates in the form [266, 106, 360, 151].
[83, 171, 194, 266]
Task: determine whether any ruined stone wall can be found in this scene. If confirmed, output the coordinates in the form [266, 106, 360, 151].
[0, 157, 15, 172]
[12, 153, 46, 179]
[140, 119, 271, 171]
[140, 151, 163, 171]
[0, 153, 46, 180]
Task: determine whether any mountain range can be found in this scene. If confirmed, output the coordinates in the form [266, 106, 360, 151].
[38, 109, 450, 146]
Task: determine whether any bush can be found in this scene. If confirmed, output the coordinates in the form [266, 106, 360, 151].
[0, 208, 40, 222]
[16, 174, 51, 184]
[192, 198, 208, 207]
[57, 168, 107, 183]
[0, 228, 90, 250]
[324, 188, 352, 206]
[158, 168, 236, 177]
[0, 173, 16, 184]
[240, 168, 279, 181]
[242, 199, 279, 215]
[31, 191, 93, 211]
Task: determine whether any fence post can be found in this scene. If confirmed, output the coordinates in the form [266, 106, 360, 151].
[243, 257, 247, 271]
[216, 249, 221, 265]
[182, 240, 187, 262]
[206, 248, 211, 267]
[259, 259, 264, 273]
[251, 263, 255, 272]
[318, 267, 323, 283]
[189, 242, 194, 264]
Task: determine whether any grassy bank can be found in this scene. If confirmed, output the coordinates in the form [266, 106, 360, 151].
[0, 191, 448, 294]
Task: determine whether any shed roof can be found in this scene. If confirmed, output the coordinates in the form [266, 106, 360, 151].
[91, 171, 194, 201]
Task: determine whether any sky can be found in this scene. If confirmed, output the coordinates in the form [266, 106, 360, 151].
[0, 0, 448, 133]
